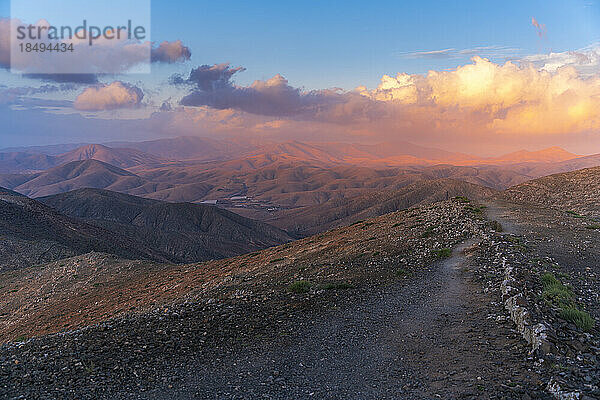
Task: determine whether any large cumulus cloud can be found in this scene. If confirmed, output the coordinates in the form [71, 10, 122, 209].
[175, 56, 600, 139]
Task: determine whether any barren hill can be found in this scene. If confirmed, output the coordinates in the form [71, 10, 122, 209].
[0, 189, 167, 270]
[55, 144, 165, 168]
[39, 188, 293, 262]
[0, 160, 165, 198]
[504, 166, 600, 217]
[269, 179, 497, 235]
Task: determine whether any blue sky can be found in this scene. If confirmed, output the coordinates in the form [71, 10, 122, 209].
[3, 0, 598, 89]
[149, 0, 600, 89]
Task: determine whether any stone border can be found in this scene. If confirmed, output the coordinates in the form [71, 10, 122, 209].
[499, 244, 582, 400]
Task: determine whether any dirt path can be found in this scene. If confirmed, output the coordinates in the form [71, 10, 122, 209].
[145, 238, 546, 400]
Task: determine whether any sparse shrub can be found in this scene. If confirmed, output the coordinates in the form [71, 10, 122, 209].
[392, 223, 402, 228]
[421, 226, 435, 238]
[15, 335, 27, 342]
[395, 268, 411, 277]
[541, 272, 572, 304]
[559, 306, 595, 331]
[454, 196, 470, 203]
[490, 220, 503, 232]
[321, 282, 354, 290]
[288, 280, 311, 294]
[566, 210, 585, 218]
[372, 251, 380, 257]
[433, 248, 452, 259]
[585, 224, 600, 230]
[270, 258, 285, 263]
[540, 272, 596, 331]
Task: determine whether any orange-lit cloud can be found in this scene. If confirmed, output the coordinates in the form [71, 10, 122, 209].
[74, 81, 144, 111]
[176, 56, 600, 141]
[360, 56, 600, 136]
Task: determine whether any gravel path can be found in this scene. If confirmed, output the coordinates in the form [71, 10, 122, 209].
[145, 238, 546, 400]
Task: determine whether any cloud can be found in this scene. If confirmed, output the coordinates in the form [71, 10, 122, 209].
[151, 40, 192, 63]
[174, 56, 600, 142]
[519, 43, 600, 76]
[1, 18, 192, 82]
[172, 63, 246, 90]
[0, 83, 77, 105]
[177, 64, 369, 120]
[159, 100, 173, 111]
[531, 17, 547, 38]
[74, 81, 144, 111]
[23, 73, 99, 84]
[400, 46, 521, 60]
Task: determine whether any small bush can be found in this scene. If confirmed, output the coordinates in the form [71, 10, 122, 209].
[433, 248, 452, 259]
[585, 224, 600, 230]
[490, 220, 503, 232]
[321, 282, 355, 290]
[395, 268, 411, 277]
[566, 210, 585, 218]
[559, 306, 595, 331]
[421, 227, 435, 238]
[288, 280, 311, 294]
[541, 273, 572, 304]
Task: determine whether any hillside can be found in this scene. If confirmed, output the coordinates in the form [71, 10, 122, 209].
[269, 179, 497, 235]
[504, 166, 600, 218]
[0, 188, 167, 270]
[39, 188, 293, 262]
[0, 160, 166, 198]
[0, 199, 481, 343]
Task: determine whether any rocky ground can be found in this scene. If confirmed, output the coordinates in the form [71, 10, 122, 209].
[0, 198, 597, 399]
[484, 201, 600, 399]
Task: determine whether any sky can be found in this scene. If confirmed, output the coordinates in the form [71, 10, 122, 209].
[1, 0, 600, 156]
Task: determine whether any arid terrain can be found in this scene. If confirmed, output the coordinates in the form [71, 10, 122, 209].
[0, 138, 599, 399]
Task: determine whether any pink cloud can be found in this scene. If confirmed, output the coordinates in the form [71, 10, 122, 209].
[531, 17, 546, 38]
[74, 81, 144, 111]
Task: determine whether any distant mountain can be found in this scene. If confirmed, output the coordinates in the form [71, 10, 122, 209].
[0, 152, 57, 173]
[55, 144, 166, 168]
[504, 166, 600, 218]
[0, 143, 88, 155]
[270, 178, 496, 235]
[40, 188, 293, 262]
[0, 188, 168, 270]
[491, 147, 579, 164]
[0, 144, 165, 173]
[105, 136, 263, 161]
[0, 160, 161, 198]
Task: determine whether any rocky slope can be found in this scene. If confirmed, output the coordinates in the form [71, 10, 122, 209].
[504, 166, 600, 218]
[269, 178, 496, 235]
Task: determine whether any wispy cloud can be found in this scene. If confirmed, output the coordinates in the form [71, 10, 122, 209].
[399, 45, 523, 60]
[531, 17, 547, 38]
